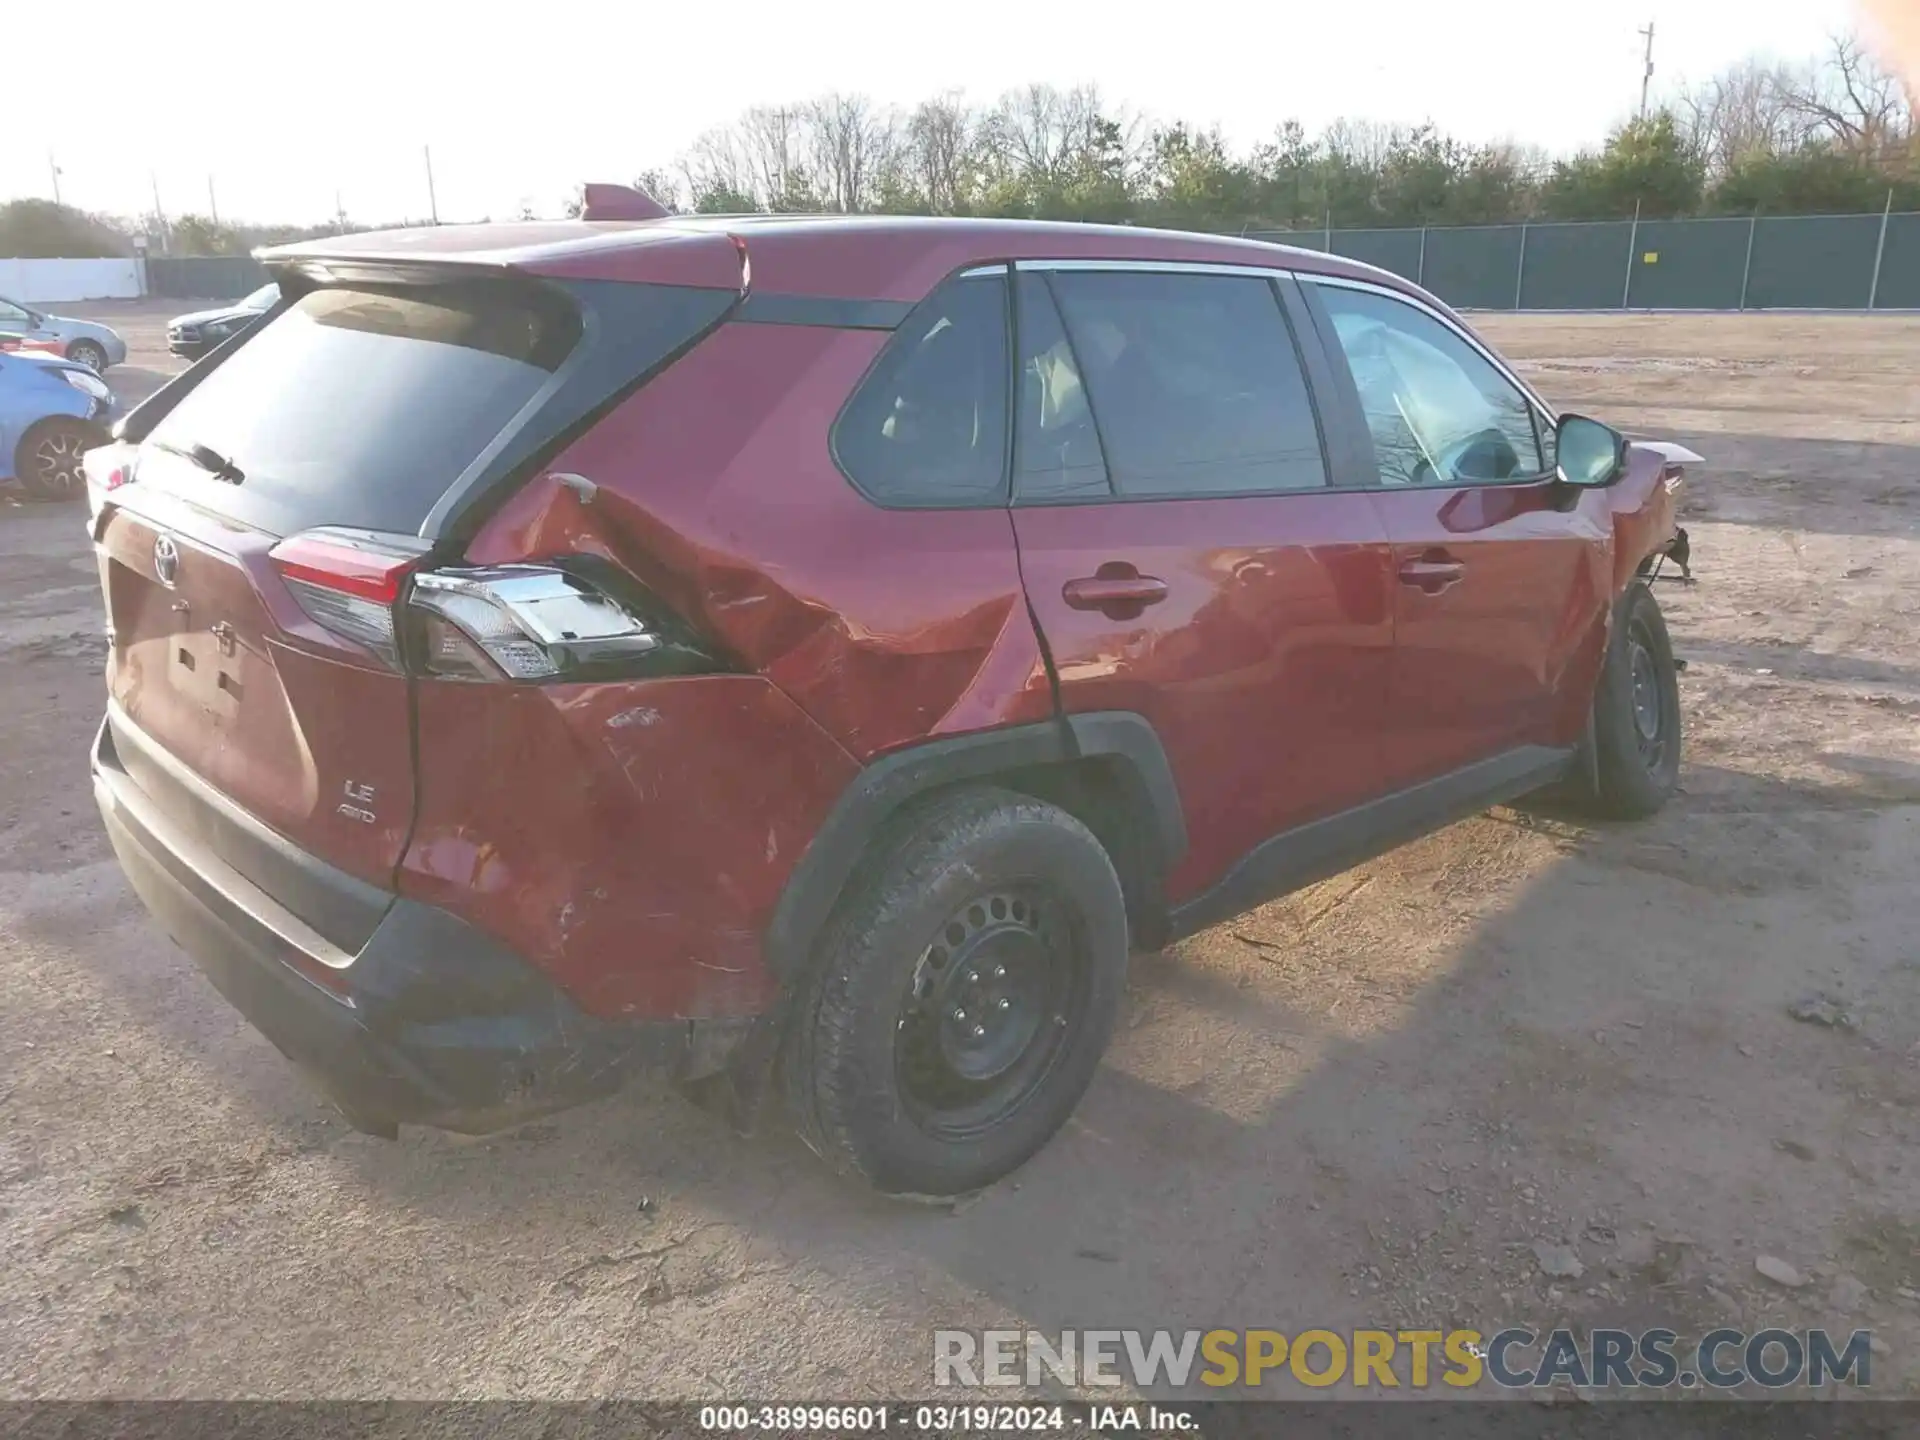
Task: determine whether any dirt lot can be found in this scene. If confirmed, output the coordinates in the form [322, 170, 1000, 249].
[2, 305, 1917, 1402]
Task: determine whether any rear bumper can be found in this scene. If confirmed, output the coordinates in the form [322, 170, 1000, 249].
[92, 715, 741, 1133]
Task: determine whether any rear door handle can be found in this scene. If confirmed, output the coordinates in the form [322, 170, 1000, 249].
[1062, 572, 1169, 615]
[1397, 555, 1466, 594]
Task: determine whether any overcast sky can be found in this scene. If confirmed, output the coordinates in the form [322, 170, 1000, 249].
[6, 0, 1869, 227]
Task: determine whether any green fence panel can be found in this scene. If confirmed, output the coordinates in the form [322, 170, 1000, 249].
[1621, 217, 1749, 309]
[145, 256, 272, 300]
[1422, 226, 1522, 310]
[1746, 214, 1880, 309]
[1517, 222, 1633, 309]
[1330, 227, 1424, 282]
[1871, 213, 1920, 309]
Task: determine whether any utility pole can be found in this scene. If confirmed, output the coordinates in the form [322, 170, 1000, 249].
[335, 189, 348, 231]
[208, 175, 219, 226]
[424, 144, 440, 224]
[48, 151, 62, 206]
[1637, 20, 1656, 119]
[150, 172, 169, 254]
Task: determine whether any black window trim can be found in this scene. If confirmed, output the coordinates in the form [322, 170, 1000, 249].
[826, 263, 1016, 512]
[1301, 272, 1566, 494]
[734, 293, 914, 330]
[1009, 262, 1339, 509]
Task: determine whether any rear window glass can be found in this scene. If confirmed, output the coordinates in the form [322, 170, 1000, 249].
[144, 283, 580, 536]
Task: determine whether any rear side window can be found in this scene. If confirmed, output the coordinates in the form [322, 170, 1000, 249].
[833, 274, 1009, 507]
[1014, 273, 1111, 502]
[1047, 272, 1327, 499]
[144, 282, 581, 536]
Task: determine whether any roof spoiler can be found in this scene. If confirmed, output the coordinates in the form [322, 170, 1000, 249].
[580, 183, 670, 222]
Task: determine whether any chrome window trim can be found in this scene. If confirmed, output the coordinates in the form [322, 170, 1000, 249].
[1304, 272, 1558, 424]
[1014, 258, 1291, 281]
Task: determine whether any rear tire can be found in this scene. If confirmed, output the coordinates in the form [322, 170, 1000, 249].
[15, 419, 93, 503]
[785, 788, 1129, 1197]
[1586, 582, 1682, 818]
[67, 340, 109, 373]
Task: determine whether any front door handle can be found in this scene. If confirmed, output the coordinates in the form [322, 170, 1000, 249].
[1397, 554, 1466, 594]
[1063, 570, 1169, 617]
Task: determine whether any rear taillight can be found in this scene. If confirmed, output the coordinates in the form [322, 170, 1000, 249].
[269, 529, 429, 667]
[408, 567, 660, 681]
[269, 529, 708, 682]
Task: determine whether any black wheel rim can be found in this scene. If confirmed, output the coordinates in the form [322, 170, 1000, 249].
[29, 428, 86, 499]
[894, 888, 1087, 1140]
[1627, 620, 1669, 772]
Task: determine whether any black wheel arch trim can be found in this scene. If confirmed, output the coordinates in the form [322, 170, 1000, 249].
[763, 712, 1185, 981]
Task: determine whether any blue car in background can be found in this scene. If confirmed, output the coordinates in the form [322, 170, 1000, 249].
[0, 352, 119, 502]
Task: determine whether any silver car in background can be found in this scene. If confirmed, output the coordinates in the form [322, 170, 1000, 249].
[0, 296, 128, 373]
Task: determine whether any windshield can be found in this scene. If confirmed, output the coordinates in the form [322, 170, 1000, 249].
[242, 284, 279, 311]
[144, 281, 580, 536]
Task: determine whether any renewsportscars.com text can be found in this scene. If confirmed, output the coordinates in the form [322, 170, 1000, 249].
[933, 1327, 1874, 1390]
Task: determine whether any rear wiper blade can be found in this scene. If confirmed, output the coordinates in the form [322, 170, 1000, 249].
[151, 438, 245, 486]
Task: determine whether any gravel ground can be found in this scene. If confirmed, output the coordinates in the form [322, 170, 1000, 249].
[2, 306, 1917, 1402]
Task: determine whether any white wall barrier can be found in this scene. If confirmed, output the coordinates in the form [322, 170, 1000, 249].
[0, 258, 144, 303]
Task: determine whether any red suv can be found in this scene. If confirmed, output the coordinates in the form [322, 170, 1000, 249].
[87, 197, 1694, 1197]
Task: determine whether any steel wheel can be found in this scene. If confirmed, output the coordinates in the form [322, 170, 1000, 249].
[894, 886, 1088, 1142]
[68, 340, 108, 373]
[1626, 618, 1671, 773]
[21, 422, 89, 502]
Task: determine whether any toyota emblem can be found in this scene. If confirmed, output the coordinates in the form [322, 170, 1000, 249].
[153, 534, 180, 589]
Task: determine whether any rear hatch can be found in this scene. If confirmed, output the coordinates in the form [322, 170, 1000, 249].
[93, 258, 740, 946]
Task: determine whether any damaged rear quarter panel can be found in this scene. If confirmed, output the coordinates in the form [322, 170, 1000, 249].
[398, 674, 858, 1021]
[465, 320, 1055, 760]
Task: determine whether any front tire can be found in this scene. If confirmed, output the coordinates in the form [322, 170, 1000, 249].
[15, 419, 93, 502]
[785, 788, 1129, 1197]
[1587, 582, 1682, 818]
[67, 340, 108, 373]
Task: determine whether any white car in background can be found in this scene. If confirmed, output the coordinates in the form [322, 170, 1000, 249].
[0, 295, 127, 373]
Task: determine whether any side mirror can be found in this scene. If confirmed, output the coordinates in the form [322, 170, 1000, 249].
[1555, 414, 1628, 488]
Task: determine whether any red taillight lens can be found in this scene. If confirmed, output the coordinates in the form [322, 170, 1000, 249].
[269, 528, 430, 667]
[269, 530, 420, 604]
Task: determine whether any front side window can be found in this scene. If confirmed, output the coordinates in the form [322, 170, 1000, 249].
[0, 299, 30, 326]
[1313, 283, 1544, 488]
[833, 274, 1009, 507]
[1045, 271, 1327, 499]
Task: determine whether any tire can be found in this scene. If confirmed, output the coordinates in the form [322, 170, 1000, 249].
[1586, 582, 1682, 819]
[785, 787, 1129, 1197]
[15, 419, 93, 503]
[67, 340, 108, 373]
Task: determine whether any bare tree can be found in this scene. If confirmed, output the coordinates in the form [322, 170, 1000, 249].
[1776, 33, 1913, 160]
[905, 92, 977, 212]
[679, 126, 754, 209]
[1676, 59, 1804, 177]
[807, 93, 889, 212]
[739, 104, 815, 208]
[632, 167, 682, 213]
